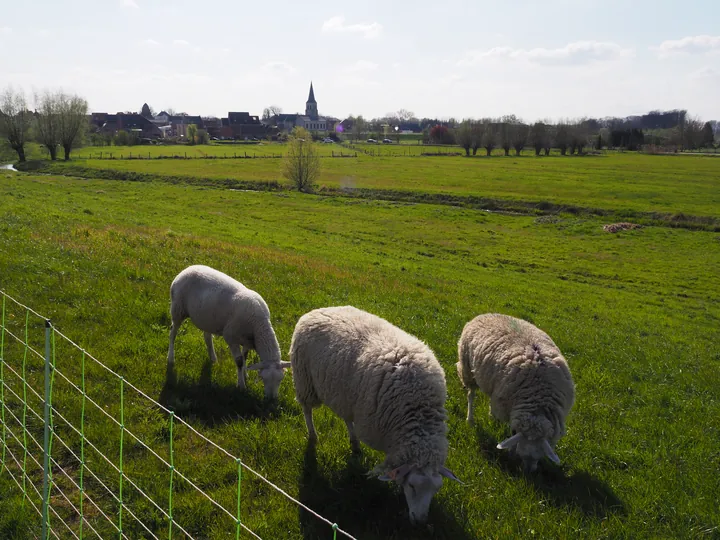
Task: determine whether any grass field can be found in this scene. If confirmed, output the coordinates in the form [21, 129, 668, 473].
[42, 147, 720, 223]
[1, 161, 719, 539]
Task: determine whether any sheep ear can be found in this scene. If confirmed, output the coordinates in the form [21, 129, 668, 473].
[246, 363, 263, 371]
[497, 432, 523, 450]
[542, 439, 561, 464]
[279, 361, 292, 370]
[439, 466, 463, 484]
[378, 464, 410, 482]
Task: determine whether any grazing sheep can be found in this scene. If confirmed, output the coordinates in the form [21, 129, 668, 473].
[457, 313, 575, 472]
[289, 305, 460, 525]
[167, 265, 291, 399]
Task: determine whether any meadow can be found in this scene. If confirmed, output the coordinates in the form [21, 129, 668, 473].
[42, 145, 720, 223]
[0, 148, 719, 539]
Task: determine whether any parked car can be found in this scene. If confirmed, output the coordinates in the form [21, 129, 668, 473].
[323, 137, 334, 143]
[383, 138, 393, 144]
[367, 138, 377, 143]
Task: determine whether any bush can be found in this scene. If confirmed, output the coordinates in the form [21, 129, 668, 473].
[281, 127, 320, 193]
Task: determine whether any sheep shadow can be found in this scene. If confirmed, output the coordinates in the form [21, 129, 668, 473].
[297, 443, 474, 540]
[158, 360, 284, 427]
[474, 425, 626, 519]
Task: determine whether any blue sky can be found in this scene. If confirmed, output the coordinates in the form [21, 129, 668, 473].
[1, 0, 718, 121]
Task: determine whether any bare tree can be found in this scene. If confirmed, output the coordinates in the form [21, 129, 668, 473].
[396, 109, 415, 122]
[554, 120, 570, 155]
[282, 127, 320, 192]
[57, 92, 88, 160]
[456, 120, 473, 156]
[471, 122, 482, 155]
[512, 123, 529, 155]
[530, 122, 547, 156]
[35, 90, 60, 160]
[481, 119, 496, 156]
[262, 105, 283, 122]
[499, 122, 511, 156]
[0, 86, 32, 162]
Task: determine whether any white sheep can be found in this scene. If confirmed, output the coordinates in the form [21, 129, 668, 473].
[457, 313, 575, 472]
[289, 305, 460, 525]
[167, 265, 291, 399]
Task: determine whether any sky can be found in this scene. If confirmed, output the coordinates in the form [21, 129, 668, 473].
[1, 0, 718, 122]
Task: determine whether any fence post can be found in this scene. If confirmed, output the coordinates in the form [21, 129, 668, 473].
[0, 295, 5, 469]
[235, 458, 242, 540]
[119, 377, 125, 539]
[41, 320, 52, 540]
[22, 310, 29, 501]
[79, 350, 86, 539]
[168, 411, 174, 539]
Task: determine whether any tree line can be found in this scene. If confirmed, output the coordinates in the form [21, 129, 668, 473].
[0, 86, 88, 162]
[341, 110, 717, 154]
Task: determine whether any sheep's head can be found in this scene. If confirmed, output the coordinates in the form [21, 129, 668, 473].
[496, 432, 560, 473]
[377, 464, 461, 525]
[247, 361, 291, 400]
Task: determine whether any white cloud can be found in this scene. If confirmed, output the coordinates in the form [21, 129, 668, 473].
[121, 0, 138, 8]
[458, 41, 633, 67]
[262, 61, 296, 74]
[321, 16, 382, 39]
[0, 26, 12, 35]
[342, 60, 379, 74]
[655, 35, 720, 57]
[692, 66, 719, 80]
[173, 39, 189, 46]
[144, 38, 160, 46]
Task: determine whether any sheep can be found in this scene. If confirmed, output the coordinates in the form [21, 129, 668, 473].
[289, 305, 460, 525]
[166, 265, 291, 399]
[457, 313, 575, 472]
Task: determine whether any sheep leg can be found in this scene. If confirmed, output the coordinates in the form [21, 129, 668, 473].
[227, 343, 247, 390]
[344, 419, 360, 453]
[167, 321, 180, 365]
[204, 332, 217, 363]
[240, 346, 250, 383]
[466, 388, 476, 424]
[302, 404, 318, 443]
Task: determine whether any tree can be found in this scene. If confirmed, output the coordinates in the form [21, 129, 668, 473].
[140, 103, 155, 118]
[530, 122, 547, 156]
[554, 121, 570, 155]
[481, 120, 496, 156]
[0, 86, 32, 162]
[282, 127, 320, 192]
[395, 109, 415, 122]
[430, 125, 455, 145]
[512, 123, 529, 155]
[456, 121, 473, 156]
[114, 130, 130, 146]
[701, 122, 714, 148]
[262, 105, 282, 122]
[499, 123, 511, 156]
[186, 124, 198, 145]
[57, 92, 88, 160]
[35, 90, 61, 160]
[197, 129, 210, 145]
[352, 115, 366, 141]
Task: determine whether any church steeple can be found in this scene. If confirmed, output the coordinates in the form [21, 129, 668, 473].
[305, 82, 318, 119]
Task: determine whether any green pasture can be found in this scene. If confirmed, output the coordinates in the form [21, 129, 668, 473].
[0, 169, 718, 539]
[44, 149, 720, 219]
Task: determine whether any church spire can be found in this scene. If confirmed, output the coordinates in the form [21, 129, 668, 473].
[307, 82, 316, 104]
[305, 81, 318, 119]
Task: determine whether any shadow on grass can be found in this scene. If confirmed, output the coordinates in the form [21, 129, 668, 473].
[158, 360, 284, 427]
[298, 443, 474, 540]
[474, 426, 626, 519]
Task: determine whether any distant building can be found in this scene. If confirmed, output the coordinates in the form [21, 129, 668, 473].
[217, 112, 270, 139]
[266, 83, 335, 133]
[89, 112, 162, 139]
